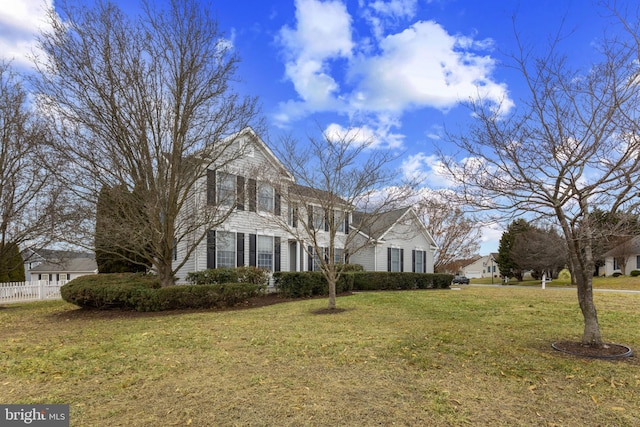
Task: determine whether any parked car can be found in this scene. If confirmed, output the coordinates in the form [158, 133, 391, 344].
[452, 275, 470, 285]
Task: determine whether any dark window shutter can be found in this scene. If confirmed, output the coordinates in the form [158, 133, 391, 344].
[308, 246, 313, 271]
[344, 215, 349, 234]
[400, 249, 404, 272]
[387, 247, 392, 272]
[274, 237, 281, 272]
[173, 239, 178, 261]
[236, 176, 245, 211]
[412, 250, 416, 273]
[324, 210, 329, 232]
[307, 205, 313, 229]
[292, 207, 298, 228]
[423, 251, 427, 273]
[237, 233, 245, 267]
[248, 179, 257, 212]
[207, 230, 216, 269]
[275, 192, 281, 216]
[207, 170, 216, 205]
[249, 234, 256, 266]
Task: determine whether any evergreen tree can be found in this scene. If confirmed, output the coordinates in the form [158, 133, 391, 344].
[496, 219, 530, 281]
[0, 242, 25, 282]
[95, 185, 149, 273]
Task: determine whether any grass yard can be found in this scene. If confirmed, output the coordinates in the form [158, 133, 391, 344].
[472, 274, 640, 291]
[1, 287, 640, 426]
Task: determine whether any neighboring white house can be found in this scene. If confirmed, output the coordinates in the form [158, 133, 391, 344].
[603, 236, 640, 276]
[173, 127, 437, 281]
[348, 207, 437, 273]
[25, 251, 98, 282]
[462, 253, 499, 279]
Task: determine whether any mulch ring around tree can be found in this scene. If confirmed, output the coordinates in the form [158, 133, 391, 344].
[552, 341, 633, 360]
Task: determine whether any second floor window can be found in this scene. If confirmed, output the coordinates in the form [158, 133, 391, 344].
[258, 183, 274, 213]
[217, 172, 235, 206]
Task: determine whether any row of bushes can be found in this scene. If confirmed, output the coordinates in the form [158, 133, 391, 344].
[186, 266, 270, 285]
[61, 269, 453, 311]
[274, 271, 453, 298]
[61, 273, 264, 312]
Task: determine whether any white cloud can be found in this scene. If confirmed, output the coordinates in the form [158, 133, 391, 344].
[401, 152, 454, 188]
[349, 20, 509, 113]
[0, 0, 53, 68]
[324, 121, 404, 149]
[275, 2, 512, 140]
[479, 221, 503, 254]
[276, 0, 353, 121]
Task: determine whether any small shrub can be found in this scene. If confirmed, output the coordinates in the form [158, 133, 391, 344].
[612, 271, 623, 277]
[61, 273, 160, 309]
[186, 266, 269, 286]
[630, 270, 640, 277]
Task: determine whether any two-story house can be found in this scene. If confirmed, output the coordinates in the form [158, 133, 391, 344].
[173, 127, 436, 281]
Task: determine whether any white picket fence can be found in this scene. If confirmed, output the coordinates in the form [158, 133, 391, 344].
[0, 280, 66, 304]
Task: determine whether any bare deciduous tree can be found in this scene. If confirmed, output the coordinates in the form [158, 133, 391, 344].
[33, 0, 260, 286]
[442, 10, 640, 346]
[273, 126, 414, 309]
[0, 61, 71, 276]
[415, 196, 481, 272]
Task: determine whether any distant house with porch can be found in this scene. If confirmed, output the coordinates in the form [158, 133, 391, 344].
[23, 249, 97, 282]
[603, 236, 640, 276]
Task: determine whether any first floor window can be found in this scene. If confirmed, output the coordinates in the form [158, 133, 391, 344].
[334, 248, 344, 265]
[413, 250, 426, 273]
[257, 235, 274, 270]
[217, 231, 236, 268]
[614, 257, 620, 270]
[388, 248, 403, 272]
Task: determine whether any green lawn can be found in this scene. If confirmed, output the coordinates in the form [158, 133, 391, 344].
[471, 274, 640, 291]
[1, 287, 640, 426]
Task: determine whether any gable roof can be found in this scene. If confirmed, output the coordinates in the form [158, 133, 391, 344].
[29, 257, 97, 273]
[22, 248, 94, 263]
[352, 206, 437, 247]
[603, 236, 640, 257]
[225, 127, 295, 182]
[289, 184, 351, 208]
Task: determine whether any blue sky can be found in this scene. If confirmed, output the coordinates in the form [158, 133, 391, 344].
[0, 0, 623, 253]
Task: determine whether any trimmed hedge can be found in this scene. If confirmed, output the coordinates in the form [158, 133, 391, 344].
[273, 272, 354, 298]
[350, 272, 452, 291]
[630, 270, 640, 277]
[186, 266, 270, 286]
[273, 271, 452, 297]
[61, 273, 264, 311]
[60, 273, 161, 309]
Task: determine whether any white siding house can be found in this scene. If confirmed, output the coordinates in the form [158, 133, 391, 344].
[462, 253, 499, 279]
[173, 128, 437, 280]
[349, 207, 437, 273]
[603, 236, 640, 276]
[28, 255, 98, 282]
